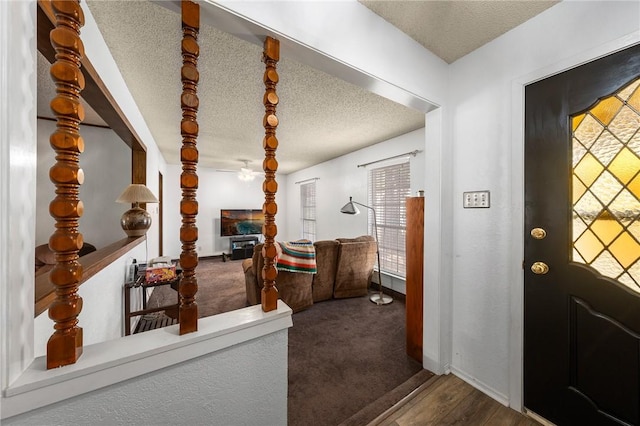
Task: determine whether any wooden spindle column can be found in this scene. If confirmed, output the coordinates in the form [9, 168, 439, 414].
[179, 0, 200, 334]
[46, 0, 85, 369]
[261, 37, 280, 312]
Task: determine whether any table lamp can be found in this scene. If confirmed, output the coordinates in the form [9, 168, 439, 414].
[116, 184, 159, 237]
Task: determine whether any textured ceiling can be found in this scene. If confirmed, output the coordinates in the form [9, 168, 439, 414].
[38, 1, 557, 175]
[360, 0, 558, 64]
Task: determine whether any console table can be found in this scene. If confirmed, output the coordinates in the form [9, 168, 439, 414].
[124, 271, 180, 335]
[230, 236, 259, 260]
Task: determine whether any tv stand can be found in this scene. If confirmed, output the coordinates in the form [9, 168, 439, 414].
[230, 236, 258, 260]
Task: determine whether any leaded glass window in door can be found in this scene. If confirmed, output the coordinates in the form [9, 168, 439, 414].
[572, 78, 640, 292]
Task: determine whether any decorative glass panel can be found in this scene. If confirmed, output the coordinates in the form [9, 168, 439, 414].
[629, 132, 640, 156]
[609, 106, 640, 143]
[590, 211, 623, 245]
[573, 137, 587, 166]
[590, 171, 622, 206]
[590, 131, 622, 166]
[575, 153, 604, 186]
[574, 114, 604, 149]
[591, 96, 623, 126]
[609, 148, 640, 184]
[627, 84, 640, 111]
[572, 77, 640, 293]
[575, 229, 604, 263]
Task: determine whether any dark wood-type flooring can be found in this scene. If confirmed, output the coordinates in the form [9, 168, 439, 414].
[371, 374, 540, 426]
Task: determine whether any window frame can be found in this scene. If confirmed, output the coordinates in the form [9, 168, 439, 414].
[367, 161, 411, 278]
[300, 181, 317, 241]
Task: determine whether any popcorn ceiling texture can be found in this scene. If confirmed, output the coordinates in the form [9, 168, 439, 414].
[360, 0, 558, 64]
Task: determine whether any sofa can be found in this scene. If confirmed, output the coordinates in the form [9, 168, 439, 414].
[242, 236, 378, 312]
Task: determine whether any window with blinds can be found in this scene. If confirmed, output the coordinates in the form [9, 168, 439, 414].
[368, 161, 410, 277]
[300, 181, 317, 241]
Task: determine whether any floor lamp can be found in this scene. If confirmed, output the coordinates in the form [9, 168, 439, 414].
[340, 197, 393, 305]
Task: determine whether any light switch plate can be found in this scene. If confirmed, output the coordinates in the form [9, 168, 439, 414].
[463, 191, 490, 208]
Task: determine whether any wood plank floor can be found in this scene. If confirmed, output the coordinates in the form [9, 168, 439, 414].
[370, 374, 541, 426]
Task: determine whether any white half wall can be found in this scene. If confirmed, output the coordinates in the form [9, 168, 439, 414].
[4, 329, 288, 426]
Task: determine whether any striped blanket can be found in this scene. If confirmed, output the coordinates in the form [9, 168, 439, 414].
[276, 240, 317, 274]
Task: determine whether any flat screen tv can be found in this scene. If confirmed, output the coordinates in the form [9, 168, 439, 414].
[220, 209, 265, 237]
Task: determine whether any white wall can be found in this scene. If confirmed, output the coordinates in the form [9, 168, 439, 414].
[5, 328, 289, 426]
[283, 128, 425, 242]
[36, 120, 131, 249]
[447, 0, 640, 406]
[162, 165, 288, 258]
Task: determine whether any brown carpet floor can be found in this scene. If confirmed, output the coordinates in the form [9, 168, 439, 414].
[146, 257, 432, 426]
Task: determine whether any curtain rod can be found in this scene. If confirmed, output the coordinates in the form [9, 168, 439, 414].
[357, 150, 422, 168]
[294, 177, 320, 185]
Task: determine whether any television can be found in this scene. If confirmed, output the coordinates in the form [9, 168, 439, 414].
[220, 209, 265, 237]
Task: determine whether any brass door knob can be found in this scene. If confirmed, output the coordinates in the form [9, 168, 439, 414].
[531, 262, 549, 275]
[530, 228, 547, 240]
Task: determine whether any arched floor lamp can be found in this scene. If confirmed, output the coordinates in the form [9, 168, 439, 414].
[340, 197, 393, 305]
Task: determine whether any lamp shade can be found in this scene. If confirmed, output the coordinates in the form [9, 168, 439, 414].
[340, 197, 360, 215]
[116, 184, 158, 237]
[116, 184, 159, 204]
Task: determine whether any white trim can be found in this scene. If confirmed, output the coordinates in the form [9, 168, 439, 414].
[451, 366, 509, 407]
[2, 302, 293, 419]
[1, 0, 37, 391]
[423, 107, 453, 375]
[508, 32, 640, 411]
[0, 0, 9, 395]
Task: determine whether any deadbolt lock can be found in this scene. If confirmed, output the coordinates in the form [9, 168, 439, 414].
[530, 228, 547, 240]
[531, 261, 549, 275]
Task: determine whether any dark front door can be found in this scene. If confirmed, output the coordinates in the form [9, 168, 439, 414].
[524, 44, 640, 425]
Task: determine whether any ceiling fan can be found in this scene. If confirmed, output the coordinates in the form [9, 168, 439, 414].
[216, 160, 261, 182]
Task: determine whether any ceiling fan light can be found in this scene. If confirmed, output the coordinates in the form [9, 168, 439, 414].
[238, 170, 256, 181]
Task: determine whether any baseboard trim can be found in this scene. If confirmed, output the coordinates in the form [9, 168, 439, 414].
[422, 356, 448, 375]
[449, 366, 509, 406]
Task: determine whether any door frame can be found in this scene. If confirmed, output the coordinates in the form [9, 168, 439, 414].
[508, 34, 640, 411]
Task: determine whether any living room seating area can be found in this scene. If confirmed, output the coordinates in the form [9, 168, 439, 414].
[242, 236, 378, 312]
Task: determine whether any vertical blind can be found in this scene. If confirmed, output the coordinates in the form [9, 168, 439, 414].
[368, 161, 410, 277]
[300, 181, 317, 241]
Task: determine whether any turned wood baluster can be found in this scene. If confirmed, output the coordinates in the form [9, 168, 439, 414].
[46, 0, 85, 369]
[261, 37, 280, 312]
[179, 0, 200, 334]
